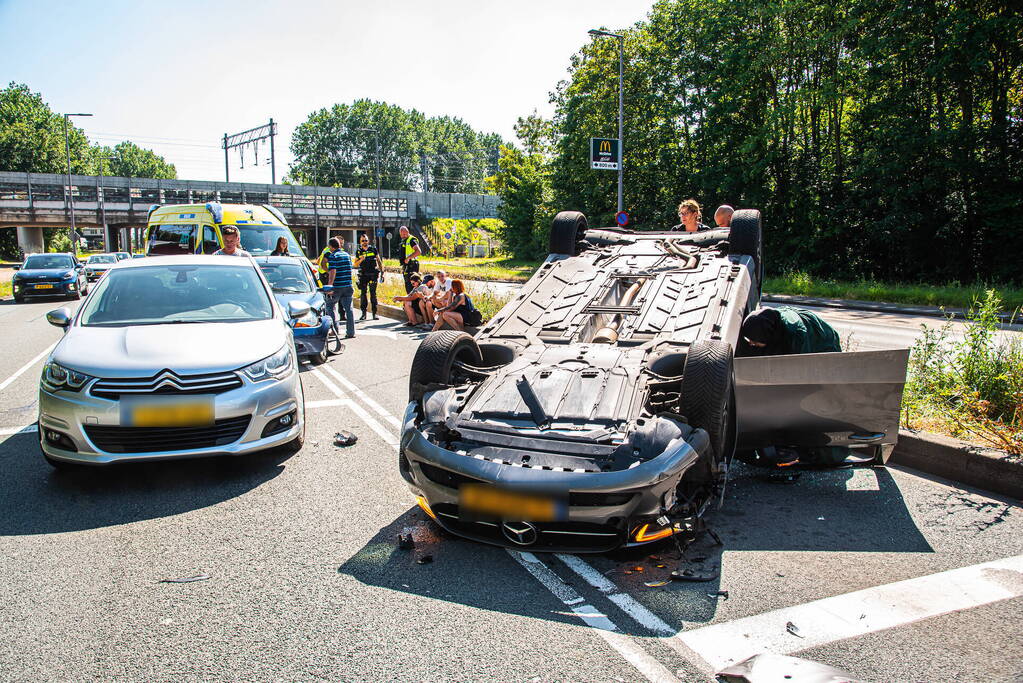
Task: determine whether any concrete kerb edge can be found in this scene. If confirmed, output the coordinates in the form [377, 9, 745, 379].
[761, 293, 1017, 323]
[364, 298, 1019, 500]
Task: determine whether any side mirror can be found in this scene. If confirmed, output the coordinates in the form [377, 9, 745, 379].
[288, 301, 311, 320]
[13, 264, 20, 271]
[46, 308, 72, 329]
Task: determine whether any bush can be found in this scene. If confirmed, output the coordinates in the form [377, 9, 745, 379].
[904, 290, 1023, 454]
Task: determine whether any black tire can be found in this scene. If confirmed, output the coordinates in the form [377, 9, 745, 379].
[728, 209, 763, 294]
[549, 211, 587, 256]
[408, 331, 482, 402]
[678, 340, 736, 466]
[14, 292, 25, 304]
[281, 421, 305, 453]
[310, 344, 328, 365]
[67, 289, 81, 301]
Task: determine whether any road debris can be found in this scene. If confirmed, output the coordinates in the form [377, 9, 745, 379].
[644, 580, 671, 588]
[157, 573, 210, 584]
[671, 567, 719, 582]
[416, 555, 433, 565]
[786, 621, 804, 638]
[397, 533, 415, 550]
[718, 653, 863, 682]
[334, 431, 358, 447]
[708, 590, 729, 600]
[758, 472, 802, 484]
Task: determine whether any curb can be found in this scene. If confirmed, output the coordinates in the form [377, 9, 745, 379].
[890, 430, 1021, 500]
[364, 297, 1020, 499]
[762, 293, 1017, 324]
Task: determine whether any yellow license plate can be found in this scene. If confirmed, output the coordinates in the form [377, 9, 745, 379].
[121, 396, 214, 427]
[460, 484, 565, 522]
[34, 283, 54, 289]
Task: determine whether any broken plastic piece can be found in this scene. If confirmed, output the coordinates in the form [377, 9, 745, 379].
[157, 573, 210, 584]
[334, 431, 358, 447]
[708, 590, 729, 600]
[644, 580, 670, 588]
[416, 555, 433, 565]
[397, 533, 415, 550]
[632, 566, 644, 572]
[717, 653, 863, 683]
[671, 567, 719, 582]
[786, 621, 804, 638]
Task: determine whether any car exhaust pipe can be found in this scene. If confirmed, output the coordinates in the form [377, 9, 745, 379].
[593, 280, 644, 344]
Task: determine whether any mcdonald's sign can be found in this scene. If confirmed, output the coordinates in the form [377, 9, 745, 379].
[590, 137, 620, 170]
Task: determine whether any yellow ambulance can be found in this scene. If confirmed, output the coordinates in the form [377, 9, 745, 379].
[144, 202, 303, 257]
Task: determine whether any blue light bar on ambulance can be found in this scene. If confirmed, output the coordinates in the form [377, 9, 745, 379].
[205, 202, 224, 224]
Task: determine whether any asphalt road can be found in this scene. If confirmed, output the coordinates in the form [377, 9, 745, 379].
[0, 295, 1021, 682]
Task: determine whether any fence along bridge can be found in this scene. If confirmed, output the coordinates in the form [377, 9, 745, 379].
[0, 171, 500, 257]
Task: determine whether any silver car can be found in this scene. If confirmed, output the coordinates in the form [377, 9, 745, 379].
[38, 255, 308, 468]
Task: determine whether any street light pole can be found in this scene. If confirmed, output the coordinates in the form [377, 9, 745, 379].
[588, 29, 624, 214]
[64, 112, 93, 258]
[100, 154, 116, 252]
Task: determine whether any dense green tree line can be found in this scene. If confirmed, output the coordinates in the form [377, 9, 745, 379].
[289, 100, 504, 194]
[494, 0, 1022, 283]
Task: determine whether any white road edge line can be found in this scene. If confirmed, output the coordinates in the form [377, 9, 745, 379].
[0, 342, 56, 393]
[677, 554, 1023, 672]
[0, 424, 38, 436]
[320, 364, 402, 428]
[305, 399, 350, 409]
[306, 368, 398, 447]
[507, 550, 681, 683]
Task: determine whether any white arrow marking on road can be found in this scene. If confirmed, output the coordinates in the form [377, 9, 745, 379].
[676, 554, 1023, 672]
[0, 342, 56, 393]
[508, 550, 682, 683]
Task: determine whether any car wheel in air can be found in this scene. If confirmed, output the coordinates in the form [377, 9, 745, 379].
[728, 209, 763, 294]
[679, 339, 736, 469]
[549, 211, 588, 256]
[408, 330, 482, 402]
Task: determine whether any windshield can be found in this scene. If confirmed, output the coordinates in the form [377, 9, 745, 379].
[24, 255, 73, 270]
[259, 261, 315, 293]
[115, 253, 130, 260]
[79, 264, 274, 326]
[88, 255, 117, 264]
[237, 226, 302, 256]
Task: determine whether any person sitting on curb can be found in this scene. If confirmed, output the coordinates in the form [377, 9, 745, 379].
[394, 273, 433, 327]
[431, 279, 482, 332]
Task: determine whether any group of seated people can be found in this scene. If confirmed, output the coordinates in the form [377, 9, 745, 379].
[394, 270, 482, 331]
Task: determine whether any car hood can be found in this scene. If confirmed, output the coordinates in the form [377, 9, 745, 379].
[52, 319, 289, 377]
[15, 268, 75, 279]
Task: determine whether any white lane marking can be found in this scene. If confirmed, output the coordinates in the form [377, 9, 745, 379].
[305, 399, 350, 409]
[0, 424, 37, 436]
[556, 554, 675, 636]
[677, 554, 1023, 671]
[320, 364, 402, 428]
[355, 329, 398, 340]
[0, 342, 57, 393]
[307, 368, 398, 447]
[508, 550, 681, 683]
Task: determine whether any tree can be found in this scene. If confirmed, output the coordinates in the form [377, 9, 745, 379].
[0, 82, 91, 174]
[490, 145, 554, 259]
[92, 141, 176, 179]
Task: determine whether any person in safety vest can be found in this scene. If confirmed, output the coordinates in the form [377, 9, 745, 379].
[398, 226, 421, 293]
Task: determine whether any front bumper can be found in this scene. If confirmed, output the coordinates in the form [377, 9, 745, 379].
[38, 369, 304, 465]
[85, 271, 106, 282]
[14, 280, 78, 297]
[399, 402, 700, 552]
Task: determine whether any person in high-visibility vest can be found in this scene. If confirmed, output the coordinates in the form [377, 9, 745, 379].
[398, 226, 422, 293]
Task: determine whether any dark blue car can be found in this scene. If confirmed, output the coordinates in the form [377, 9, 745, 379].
[12, 253, 88, 303]
[256, 256, 331, 364]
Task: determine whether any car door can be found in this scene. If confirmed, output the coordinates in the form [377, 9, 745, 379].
[734, 348, 909, 450]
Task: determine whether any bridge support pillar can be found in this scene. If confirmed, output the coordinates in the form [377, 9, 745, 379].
[16, 226, 44, 255]
[119, 226, 132, 252]
[103, 224, 114, 253]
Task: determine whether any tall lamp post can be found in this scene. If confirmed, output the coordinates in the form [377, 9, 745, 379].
[356, 127, 384, 257]
[99, 154, 117, 252]
[63, 112, 93, 257]
[587, 29, 624, 214]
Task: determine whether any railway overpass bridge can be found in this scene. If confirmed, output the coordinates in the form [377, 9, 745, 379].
[0, 171, 500, 257]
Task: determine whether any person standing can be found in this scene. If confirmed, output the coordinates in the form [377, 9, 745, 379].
[323, 237, 355, 339]
[671, 199, 712, 232]
[213, 226, 251, 256]
[398, 226, 422, 293]
[714, 204, 734, 228]
[354, 233, 383, 321]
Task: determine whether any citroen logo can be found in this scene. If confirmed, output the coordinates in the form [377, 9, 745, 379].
[501, 521, 538, 546]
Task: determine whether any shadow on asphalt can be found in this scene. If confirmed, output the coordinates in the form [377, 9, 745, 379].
[0, 431, 291, 535]
[339, 462, 931, 635]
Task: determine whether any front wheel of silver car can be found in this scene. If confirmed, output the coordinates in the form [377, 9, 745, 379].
[280, 419, 305, 453]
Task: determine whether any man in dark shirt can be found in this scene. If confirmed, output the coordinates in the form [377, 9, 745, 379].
[398, 226, 421, 293]
[354, 234, 383, 321]
[321, 237, 355, 339]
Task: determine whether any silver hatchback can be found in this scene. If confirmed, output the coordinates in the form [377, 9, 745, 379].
[38, 256, 308, 467]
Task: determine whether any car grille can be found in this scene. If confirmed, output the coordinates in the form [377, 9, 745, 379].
[91, 370, 242, 400]
[430, 503, 623, 552]
[84, 416, 251, 453]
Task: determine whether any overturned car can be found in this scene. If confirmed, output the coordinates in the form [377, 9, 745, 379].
[399, 210, 908, 552]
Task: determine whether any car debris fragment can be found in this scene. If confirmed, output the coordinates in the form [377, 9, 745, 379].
[397, 533, 415, 550]
[717, 653, 863, 683]
[157, 573, 211, 584]
[334, 431, 358, 447]
[786, 621, 804, 638]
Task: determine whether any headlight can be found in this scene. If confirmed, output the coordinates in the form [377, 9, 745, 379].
[85, 268, 94, 275]
[63, 271, 76, 280]
[293, 310, 320, 328]
[42, 362, 94, 392]
[242, 345, 294, 382]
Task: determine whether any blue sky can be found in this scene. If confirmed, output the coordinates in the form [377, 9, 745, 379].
[1, 0, 649, 182]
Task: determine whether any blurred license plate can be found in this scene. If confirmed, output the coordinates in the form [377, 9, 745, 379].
[34, 283, 54, 289]
[121, 395, 214, 427]
[460, 484, 566, 522]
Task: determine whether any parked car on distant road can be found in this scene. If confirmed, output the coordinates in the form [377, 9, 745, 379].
[256, 256, 331, 365]
[38, 255, 308, 468]
[83, 253, 119, 282]
[12, 253, 88, 302]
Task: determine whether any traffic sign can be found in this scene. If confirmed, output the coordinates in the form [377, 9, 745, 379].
[615, 211, 629, 226]
[590, 137, 620, 170]
[386, 232, 393, 240]
[444, 232, 452, 240]
[376, 228, 385, 237]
